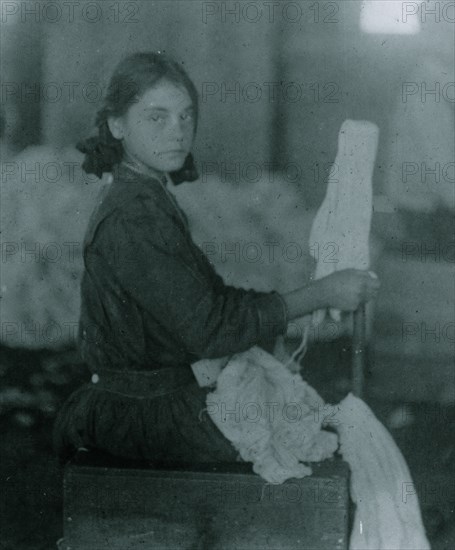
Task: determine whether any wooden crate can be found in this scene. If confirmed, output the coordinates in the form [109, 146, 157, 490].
[61, 458, 350, 550]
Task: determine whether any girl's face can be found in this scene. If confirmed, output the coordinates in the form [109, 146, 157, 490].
[109, 79, 195, 173]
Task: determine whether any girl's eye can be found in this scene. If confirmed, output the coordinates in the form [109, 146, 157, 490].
[181, 112, 194, 121]
[148, 114, 166, 122]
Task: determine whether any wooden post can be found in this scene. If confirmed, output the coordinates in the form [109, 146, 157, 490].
[352, 305, 366, 398]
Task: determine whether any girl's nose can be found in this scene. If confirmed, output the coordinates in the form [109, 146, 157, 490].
[169, 117, 185, 142]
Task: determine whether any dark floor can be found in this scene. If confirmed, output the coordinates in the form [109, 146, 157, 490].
[0, 342, 454, 550]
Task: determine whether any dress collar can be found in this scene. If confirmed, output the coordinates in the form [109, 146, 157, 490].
[117, 158, 168, 185]
[109, 161, 190, 230]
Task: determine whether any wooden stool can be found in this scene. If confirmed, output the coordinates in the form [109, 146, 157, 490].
[61, 451, 351, 549]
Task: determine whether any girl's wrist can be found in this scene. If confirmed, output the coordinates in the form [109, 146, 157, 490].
[282, 279, 329, 321]
[312, 278, 331, 309]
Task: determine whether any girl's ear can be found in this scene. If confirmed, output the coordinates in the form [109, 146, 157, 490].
[107, 116, 124, 140]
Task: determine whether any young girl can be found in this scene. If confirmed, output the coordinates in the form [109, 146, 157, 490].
[53, 52, 380, 466]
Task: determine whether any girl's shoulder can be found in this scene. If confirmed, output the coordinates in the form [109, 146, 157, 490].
[83, 172, 174, 250]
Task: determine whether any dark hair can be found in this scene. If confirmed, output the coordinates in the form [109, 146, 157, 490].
[76, 52, 199, 184]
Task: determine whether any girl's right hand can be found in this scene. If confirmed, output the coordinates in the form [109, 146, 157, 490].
[319, 269, 381, 311]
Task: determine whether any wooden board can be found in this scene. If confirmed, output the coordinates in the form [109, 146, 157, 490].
[62, 459, 350, 550]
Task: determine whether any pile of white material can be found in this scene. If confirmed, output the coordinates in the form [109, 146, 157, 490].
[206, 346, 339, 483]
[208, 347, 431, 549]
[0, 146, 107, 349]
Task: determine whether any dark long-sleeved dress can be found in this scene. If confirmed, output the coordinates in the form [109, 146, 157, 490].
[53, 161, 288, 465]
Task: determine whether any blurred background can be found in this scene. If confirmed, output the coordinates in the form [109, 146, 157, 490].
[1, 1, 454, 548]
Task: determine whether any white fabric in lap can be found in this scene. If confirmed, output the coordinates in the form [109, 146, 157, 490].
[206, 346, 338, 483]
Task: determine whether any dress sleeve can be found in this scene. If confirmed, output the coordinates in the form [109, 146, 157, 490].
[94, 199, 288, 359]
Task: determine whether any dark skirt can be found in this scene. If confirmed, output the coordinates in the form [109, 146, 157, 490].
[53, 374, 240, 465]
